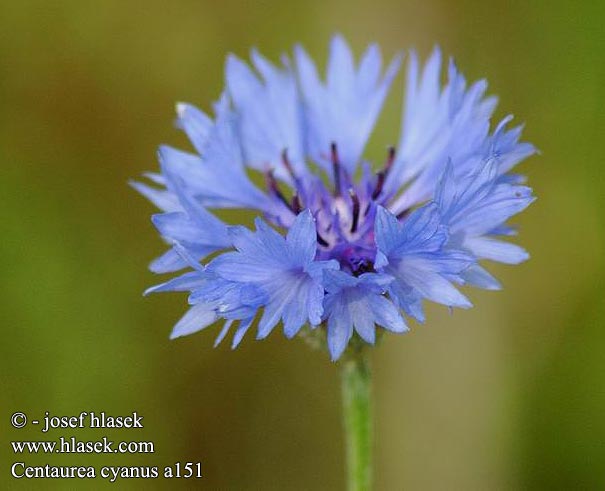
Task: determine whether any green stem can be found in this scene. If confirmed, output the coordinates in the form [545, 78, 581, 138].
[340, 351, 372, 491]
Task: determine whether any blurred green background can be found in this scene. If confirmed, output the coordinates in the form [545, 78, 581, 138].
[1, 0, 604, 489]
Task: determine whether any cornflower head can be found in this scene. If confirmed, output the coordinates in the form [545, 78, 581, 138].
[133, 36, 535, 361]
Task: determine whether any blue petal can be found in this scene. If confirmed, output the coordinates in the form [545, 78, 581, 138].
[257, 277, 300, 338]
[149, 248, 188, 274]
[175, 102, 213, 154]
[326, 293, 354, 361]
[149, 241, 217, 274]
[465, 237, 530, 264]
[461, 264, 502, 290]
[257, 273, 326, 339]
[226, 50, 306, 182]
[323, 268, 359, 293]
[286, 210, 317, 265]
[375, 204, 447, 258]
[295, 36, 400, 175]
[437, 160, 534, 238]
[322, 270, 404, 359]
[225, 54, 263, 105]
[435, 159, 535, 266]
[387, 50, 534, 212]
[159, 97, 277, 212]
[209, 216, 333, 340]
[170, 303, 217, 339]
[232, 317, 255, 349]
[145, 271, 205, 295]
[159, 144, 271, 211]
[369, 294, 408, 333]
[357, 44, 382, 93]
[130, 180, 181, 212]
[188, 276, 264, 320]
[327, 35, 355, 95]
[351, 300, 376, 344]
[389, 258, 472, 308]
[214, 320, 234, 347]
[151, 212, 229, 254]
[374, 206, 402, 257]
[375, 204, 474, 311]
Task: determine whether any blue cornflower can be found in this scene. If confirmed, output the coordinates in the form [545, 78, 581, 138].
[133, 35, 535, 360]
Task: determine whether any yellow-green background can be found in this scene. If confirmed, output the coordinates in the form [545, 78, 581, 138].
[1, 0, 604, 489]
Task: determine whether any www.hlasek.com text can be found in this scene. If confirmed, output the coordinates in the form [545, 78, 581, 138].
[12, 436, 154, 454]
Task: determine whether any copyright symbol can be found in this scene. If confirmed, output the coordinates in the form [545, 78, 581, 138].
[11, 412, 27, 428]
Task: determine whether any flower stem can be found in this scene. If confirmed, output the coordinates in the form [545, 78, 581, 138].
[341, 351, 372, 491]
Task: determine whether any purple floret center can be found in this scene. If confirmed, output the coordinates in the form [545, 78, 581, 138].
[264, 143, 401, 276]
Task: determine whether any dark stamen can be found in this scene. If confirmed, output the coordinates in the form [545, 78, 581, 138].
[372, 171, 386, 200]
[330, 142, 341, 196]
[397, 208, 411, 220]
[371, 147, 396, 201]
[265, 169, 291, 210]
[291, 193, 302, 214]
[316, 232, 329, 247]
[349, 188, 360, 234]
[281, 149, 297, 181]
[385, 146, 396, 174]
